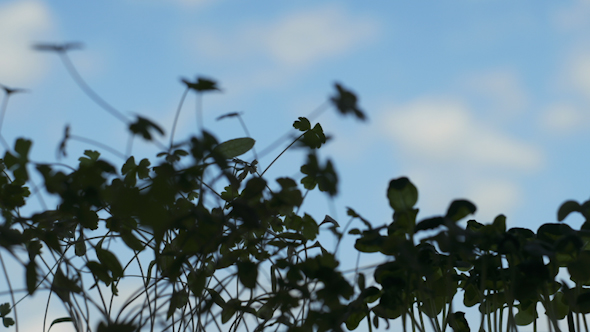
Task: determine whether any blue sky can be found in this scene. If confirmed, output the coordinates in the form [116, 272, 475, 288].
[2, 0, 590, 331]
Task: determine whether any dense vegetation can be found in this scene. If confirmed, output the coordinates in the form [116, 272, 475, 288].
[1, 43, 590, 332]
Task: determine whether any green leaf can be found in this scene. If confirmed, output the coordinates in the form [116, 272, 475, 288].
[446, 199, 477, 222]
[514, 301, 538, 325]
[182, 77, 220, 92]
[387, 177, 418, 212]
[120, 229, 144, 251]
[331, 83, 366, 121]
[95, 248, 124, 279]
[449, 312, 470, 332]
[86, 261, 112, 285]
[26, 261, 37, 295]
[221, 299, 240, 323]
[558, 200, 581, 221]
[48, 317, 73, 332]
[293, 117, 311, 131]
[129, 116, 164, 141]
[2, 317, 14, 328]
[0, 303, 11, 316]
[237, 261, 258, 289]
[213, 137, 255, 159]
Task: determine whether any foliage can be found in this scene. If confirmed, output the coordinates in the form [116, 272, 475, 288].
[0, 43, 589, 332]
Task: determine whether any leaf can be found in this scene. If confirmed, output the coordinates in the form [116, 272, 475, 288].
[129, 116, 165, 141]
[213, 137, 255, 159]
[2, 317, 14, 328]
[181, 77, 220, 92]
[558, 200, 581, 221]
[221, 299, 240, 323]
[331, 82, 366, 120]
[48, 317, 73, 332]
[293, 117, 311, 131]
[446, 199, 477, 222]
[86, 261, 112, 286]
[0, 303, 10, 316]
[26, 261, 37, 295]
[216, 112, 242, 121]
[237, 261, 258, 289]
[514, 301, 538, 326]
[387, 177, 418, 212]
[95, 248, 124, 279]
[415, 216, 445, 232]
[449, 312, 470, 332]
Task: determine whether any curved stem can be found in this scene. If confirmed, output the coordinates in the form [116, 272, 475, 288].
[58, 53, 129, 124]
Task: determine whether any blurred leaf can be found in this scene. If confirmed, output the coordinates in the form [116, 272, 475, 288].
[387, 177, 418, 212]
[181, 77, 220, 92]
[446, 200, 477, 222]
[331, 82, 366, 120]
[26, 261, 37, 295]
[213, 137, 255, 159]
[558, 200, 581, 221]
[96, 248, 124, 279]
[449, 312, 470, 332]
[237, 261, 258, 289]
[129, 115, 164, 141]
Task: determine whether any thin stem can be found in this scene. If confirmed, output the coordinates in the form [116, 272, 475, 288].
[0, 93, 9, 135]
[169, 88, 189, 149]
[260, 132, 305, 177]
[58, 53, 129, 124]
[0, 252, 18, 332]
[196, 93, 203, 133]
[70, 134, 128, 160]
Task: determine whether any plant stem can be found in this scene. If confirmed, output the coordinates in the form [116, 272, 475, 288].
[59, 53, 129, 124]
[169, 88, 189, 149]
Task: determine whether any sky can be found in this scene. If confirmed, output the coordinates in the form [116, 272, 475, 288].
[1, 0, 590, 331]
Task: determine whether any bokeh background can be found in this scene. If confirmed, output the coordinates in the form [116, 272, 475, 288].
[1, 1, 590, 331]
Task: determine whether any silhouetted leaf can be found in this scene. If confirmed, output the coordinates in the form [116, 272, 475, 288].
[293, 117, 311, 131]
[237, 261, 258, 289]
[331, 83, 366, 120]
[446, 200, 477, 222]
[213, 137, 255, 159]
[449, 312, 470, 332]
[129, 116, 164, 141]
[181, 77, 220, 92]
[558, 200, 581, 221]
[48, 317, 73, 332]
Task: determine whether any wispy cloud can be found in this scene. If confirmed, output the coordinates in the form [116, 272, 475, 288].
[381, 97, 544, 171]
[538, 102, 589, 134]
[0, 0, 55, 86]
[191, 4, 379, 68]
[378, 96, 545, 222]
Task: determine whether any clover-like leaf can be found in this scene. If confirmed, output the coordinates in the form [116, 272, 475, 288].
[293, 117, 311, 131]
[129, 116, 164, 141]
[331, 82, 366, 120]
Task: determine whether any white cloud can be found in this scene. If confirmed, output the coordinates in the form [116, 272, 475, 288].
[192, 4, 379, 68]
[0, 0, 55, 86]
[381, 97, 544, 171]
[539, 103, 589, 134]
[465, 178, 522, 222]
[569, 52, 590, 99]
[464, 69, 528, 115]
